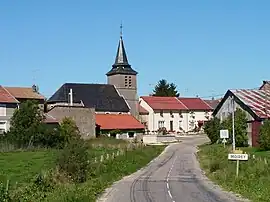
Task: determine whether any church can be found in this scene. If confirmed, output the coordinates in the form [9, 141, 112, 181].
[46, 27, 145, 138]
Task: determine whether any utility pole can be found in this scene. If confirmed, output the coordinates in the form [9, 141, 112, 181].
[231, 96, 236, 151]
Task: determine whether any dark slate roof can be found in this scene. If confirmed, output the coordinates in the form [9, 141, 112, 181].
[106, 36, 137, 76]
[47, 83, 130, 112]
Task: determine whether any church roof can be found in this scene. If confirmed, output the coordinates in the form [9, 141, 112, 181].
[47, 83, 130, 113]
[106, 36, 137, 76]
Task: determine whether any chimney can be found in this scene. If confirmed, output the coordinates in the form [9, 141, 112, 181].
[32, 84, 38, 92]
[69, 88, 73, 106]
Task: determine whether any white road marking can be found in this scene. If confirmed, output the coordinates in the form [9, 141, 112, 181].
[166, 156, 178, 202]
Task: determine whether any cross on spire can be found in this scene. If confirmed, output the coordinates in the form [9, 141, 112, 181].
[120, 22, 123, 38]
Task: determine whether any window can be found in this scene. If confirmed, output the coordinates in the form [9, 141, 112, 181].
[0, 104, 6, 116]
[160, 110, 163, 117]
[0, 121, 6, 134]
[128, 77, 132, 87]
[189, 120, 195, 128]
[179, 120, 182, 128]
[170, 111, 174, 117]
[128, 131, 135, 138]
[125, 76, 128, 87]
[158, 121, 165, 128]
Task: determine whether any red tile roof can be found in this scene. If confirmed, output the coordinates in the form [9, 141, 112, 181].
[95, 114, 145, 130]
[140, 96, 187, 110]
[5, 87, 45, 100]
[0, 86, 19, 103]
[204, 99, 221, 109]
[232, 89, 270, 119]
[178, 98, 212, 110]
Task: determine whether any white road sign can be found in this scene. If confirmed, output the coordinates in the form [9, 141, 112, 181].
[228, 154, 248, 161]
[220, 129, 229, 139]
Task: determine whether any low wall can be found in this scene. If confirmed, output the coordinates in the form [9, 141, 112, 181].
[143, 135, 157, 144]
[157, 135, 176, 143]
[143, 135, 177, 144]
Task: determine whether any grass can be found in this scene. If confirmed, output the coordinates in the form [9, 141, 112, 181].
[44, 145, 165, 202]
[0, 137, 166, 202]
[198, 144, 270, 202]
[0, 149, 58, 186]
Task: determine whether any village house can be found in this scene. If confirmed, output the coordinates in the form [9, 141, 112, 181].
[213, 81, 270, 147]
[0, 85, 45, 133]
[203, 98, 221, 110]
[5, 85, 45, 107]
[0, 86, 19, 134]
[46, 31, 144, 139]
[139, 96, 213, 133]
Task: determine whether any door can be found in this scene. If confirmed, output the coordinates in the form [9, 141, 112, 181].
[170, 121, 173, 131]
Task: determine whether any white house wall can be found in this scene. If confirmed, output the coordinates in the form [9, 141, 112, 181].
[139, 98, 212, 132]
[138, 98, 154, 131]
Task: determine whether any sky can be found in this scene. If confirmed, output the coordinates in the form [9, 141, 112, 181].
[0, 0, 270, 99]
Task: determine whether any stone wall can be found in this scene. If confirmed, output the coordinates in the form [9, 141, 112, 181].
[47, 106, 96, 139]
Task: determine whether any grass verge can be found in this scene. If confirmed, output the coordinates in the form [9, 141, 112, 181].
[0, 137, 165, 202]
[198, 144, 270, 202]
[43, 145, 165, 201]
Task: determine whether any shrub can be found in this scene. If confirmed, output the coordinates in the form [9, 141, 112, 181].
[6, 100, 44, 147]
[221, 108, 249, 147]
[0, 180, 11, 202]
[57, 138, 89, 183]
[259, 120, 270, 150]
[204, 117, 221, 144]
[157, 127, 167, 135]
[59, 117, 80, 147]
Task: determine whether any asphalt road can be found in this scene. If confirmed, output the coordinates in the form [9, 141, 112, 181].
[98, 135, 248, 202]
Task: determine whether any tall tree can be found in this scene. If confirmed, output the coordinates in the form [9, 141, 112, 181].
[7, 100, 44, 147]
[152, 79, 180, 97]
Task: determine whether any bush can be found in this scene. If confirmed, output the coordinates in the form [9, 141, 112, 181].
[259, 120, 270, 150]
[57, 138, 89, 183]
[6, 100, 44, 147]
[157, 127, 167, 135]
[204, 117, 221, 144]
[0, 180, 11, 202]
[59, 117, 80, 147]
[221, 108, 248, 147]
[3, 101, 76, 149]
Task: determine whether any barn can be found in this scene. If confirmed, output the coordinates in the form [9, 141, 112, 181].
[213, 83, 270, 147]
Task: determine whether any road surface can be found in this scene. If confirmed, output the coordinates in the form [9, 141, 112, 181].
[98, 135, 248, 202]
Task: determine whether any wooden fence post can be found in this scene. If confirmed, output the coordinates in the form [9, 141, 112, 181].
[100, 155, 104, 162]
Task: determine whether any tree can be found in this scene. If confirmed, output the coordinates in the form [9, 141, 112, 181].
[221, 108, 248, 147]
[258, 120, 270, 150]
[7, 100, 44, 147]
[204, 117, 221, 144]
[59, 117, 80, 147]
[152, 79, 180, 97]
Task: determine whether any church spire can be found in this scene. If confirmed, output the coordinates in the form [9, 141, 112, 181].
[106, 24, 137, 76]
[114, 30, 129, 66]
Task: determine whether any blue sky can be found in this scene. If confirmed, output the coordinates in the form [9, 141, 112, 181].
[1, 0, 269, 99]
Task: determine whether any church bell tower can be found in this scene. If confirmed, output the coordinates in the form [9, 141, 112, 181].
[106, 24, 138, 118]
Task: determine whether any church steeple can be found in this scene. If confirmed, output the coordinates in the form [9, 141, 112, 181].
[106, 24, 137, 76]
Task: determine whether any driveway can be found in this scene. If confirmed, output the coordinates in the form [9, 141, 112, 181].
[98, 135, 248, 202]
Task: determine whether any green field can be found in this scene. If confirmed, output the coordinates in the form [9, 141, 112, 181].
[0, 138, 165, 201]
[0, 150, 58, 186]
[198, 144, 270, 202]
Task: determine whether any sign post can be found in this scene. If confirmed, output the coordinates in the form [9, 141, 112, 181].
[231, 96, 236, 151]
[228, 152, 248, 178]
[220, 129, 229, 148]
